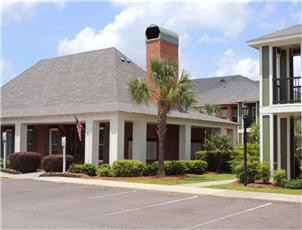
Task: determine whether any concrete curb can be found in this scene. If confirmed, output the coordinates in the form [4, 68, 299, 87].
[2, 174, 301, 203]
[30, 176, 302, 203]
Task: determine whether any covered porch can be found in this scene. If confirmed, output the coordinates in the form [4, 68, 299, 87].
[1, 112, 237, 166]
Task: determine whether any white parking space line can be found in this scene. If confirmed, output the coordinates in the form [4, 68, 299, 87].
[82, 195, 198, 220]
[15, 190, 136, 210]
[185, 202, 272, 229]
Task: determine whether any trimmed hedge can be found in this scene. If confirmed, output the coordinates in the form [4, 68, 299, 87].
[281, 179, 302, 189]
[112, 160, 144, 177]
[164, 161, 185, 175]
[9, 152, 42, 173]
[41, 154, 74, 172]
[179, 160, 207, 174]
[143, 162, 158, 176]
[96, 164, 112, 177]
[69, 163, 96, 176]
[118, 160, 207, 177]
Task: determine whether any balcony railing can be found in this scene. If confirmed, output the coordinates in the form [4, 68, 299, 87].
[273, 76, 301, 104]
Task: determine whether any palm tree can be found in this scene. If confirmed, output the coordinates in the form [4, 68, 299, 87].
[128, 59, 196, 176]
[199, 104, 220, 116]
[248, 122, 259, 144]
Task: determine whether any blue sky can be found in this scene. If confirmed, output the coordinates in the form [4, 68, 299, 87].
[2, 1, 301, 85]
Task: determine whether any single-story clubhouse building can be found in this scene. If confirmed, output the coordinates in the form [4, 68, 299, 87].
[0, 25, 237, 166]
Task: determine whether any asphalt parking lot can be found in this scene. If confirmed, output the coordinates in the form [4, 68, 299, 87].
[1, 178, 301, 229]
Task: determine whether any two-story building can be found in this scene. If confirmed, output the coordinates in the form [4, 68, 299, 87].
[248, 24, 302, 179]
[192, 75, 259, 144]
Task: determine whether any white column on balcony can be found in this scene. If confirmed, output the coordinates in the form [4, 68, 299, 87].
[109, 114, 125, 165]
[179, 124, 191, 160]
[286, 48, 290, 102]
[14, 122, 27, 152]
[85, 120, 99, 165]
[132, 120, 147, 163]
[269, 45, 273, 106]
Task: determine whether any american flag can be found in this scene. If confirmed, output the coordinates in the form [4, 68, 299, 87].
[74, 115, 84, 142]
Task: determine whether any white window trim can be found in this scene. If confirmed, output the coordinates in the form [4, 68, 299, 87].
[49, 128, 59, 155]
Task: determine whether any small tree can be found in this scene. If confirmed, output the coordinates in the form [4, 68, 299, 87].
[204, 134, 233, 172]
[199, 104, 220, 116]
[248, 122, 259, 144]
[128, 59, 196, 176]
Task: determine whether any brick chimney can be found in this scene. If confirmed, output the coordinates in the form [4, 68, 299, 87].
[145, 24, 179, 95]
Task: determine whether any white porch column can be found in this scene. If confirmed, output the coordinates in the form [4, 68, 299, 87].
[179, 124, 191, 160]
[14, 122, 27, 152]
[85, 120, 99, 165]
[109, 115, 125, 165]
[132, 120, 147, 163]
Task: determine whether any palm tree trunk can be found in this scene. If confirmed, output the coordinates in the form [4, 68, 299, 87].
[157, 105, 168, 177]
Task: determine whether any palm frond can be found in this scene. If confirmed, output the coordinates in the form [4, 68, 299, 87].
[150, 59, 178, 87]
[128, 77, 151, 104]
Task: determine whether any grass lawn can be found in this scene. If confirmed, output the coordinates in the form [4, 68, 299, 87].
[207, 183, 302, 195]
[108, 173, 236, 185]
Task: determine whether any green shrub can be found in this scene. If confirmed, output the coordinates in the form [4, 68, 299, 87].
[164, 161, 185, 175]
[195, 150, 217, 172]
[230, 144, 260, 183]
[273, 169, 286, 185]
[9, 152, 42, 173]
[199, 135, 234, 172]
[281, 179, 302, 189]
[179, 160, 207, 174]
[96, 164, 112, 177]
[41, 154, 74, 172]
[69, 163, 96, 176]
[256, 162, 271, 184]
[143, 162, 158, 176]
[232, 161, 259, 183]
[112, 160, 144, 177]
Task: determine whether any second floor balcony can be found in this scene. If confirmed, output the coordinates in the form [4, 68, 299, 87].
[273, 76, 301, 104]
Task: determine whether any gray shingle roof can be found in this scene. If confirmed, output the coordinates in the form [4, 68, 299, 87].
[248, 24, 302, 44]
[192, 75, 259, 105]
[1, 47, 145, 118]
[0, 47, 235, 125]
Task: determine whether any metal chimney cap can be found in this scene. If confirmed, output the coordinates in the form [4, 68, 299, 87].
[145, 24, 179, 45]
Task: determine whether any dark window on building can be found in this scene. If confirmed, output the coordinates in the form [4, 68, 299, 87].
[27, 129, 34, 151]
[232, 107, 238, 122]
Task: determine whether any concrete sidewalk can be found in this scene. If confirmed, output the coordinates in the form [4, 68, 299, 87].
[182, 179, 237, 187]
[1, 173, 301, 203]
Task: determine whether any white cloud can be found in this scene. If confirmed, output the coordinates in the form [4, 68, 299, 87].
[2, 2, 38, 24]
[58, 1, 252, 70]
[214, 49, 259, 80]
[1, 59, 16, 85]
[2, 1, 66, 24]
[198, 34, 224, 44]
